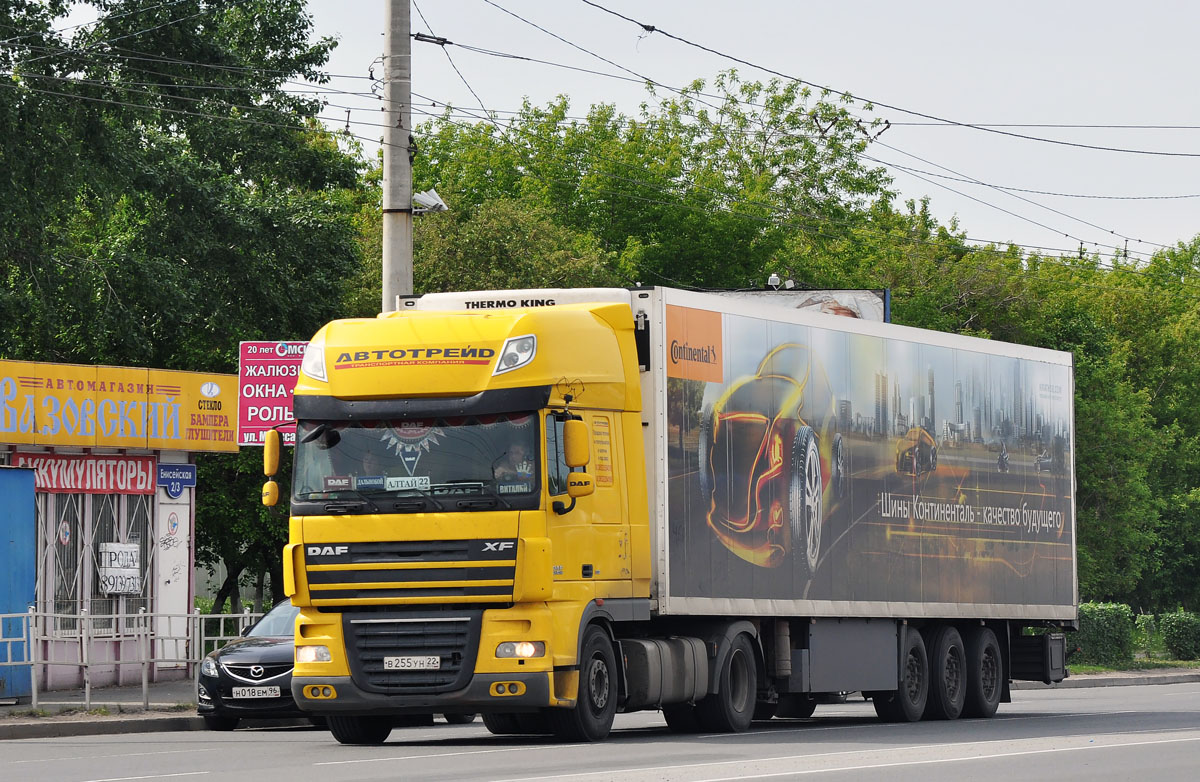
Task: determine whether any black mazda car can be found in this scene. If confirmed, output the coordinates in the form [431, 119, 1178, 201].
[197, 599, 305, 731]
[197, 599, 476, 730]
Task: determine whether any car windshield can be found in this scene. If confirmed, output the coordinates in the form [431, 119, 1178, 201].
[291, 412, 540, 514]
[247, 600, 300, 638]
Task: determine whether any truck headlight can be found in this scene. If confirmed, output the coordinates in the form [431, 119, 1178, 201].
[300, 336, 327, 382]
[296, 645, 332, 663]
[494, 335, 537, 375]
[200, 656, 218, 677]
[496, 641, 546, 659]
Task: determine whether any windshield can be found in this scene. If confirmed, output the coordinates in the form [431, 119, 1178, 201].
[248, 600, 299, 638]
[292, 412, 540, 514]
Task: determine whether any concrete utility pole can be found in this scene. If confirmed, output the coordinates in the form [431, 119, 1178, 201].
[381, 0, 412, 311]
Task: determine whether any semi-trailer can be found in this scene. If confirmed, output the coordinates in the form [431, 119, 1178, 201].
[261, 286, 1074, 743]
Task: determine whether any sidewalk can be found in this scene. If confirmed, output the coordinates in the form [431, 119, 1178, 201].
[2, 668, 1198, 740]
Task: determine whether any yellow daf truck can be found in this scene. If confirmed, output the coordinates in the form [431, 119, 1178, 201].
[262, 287, 1074, 744]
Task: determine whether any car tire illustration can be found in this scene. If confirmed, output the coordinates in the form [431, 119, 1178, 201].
[789, 425, 822, 580]
[698, 409, 713, 502]
[831, 433, 847, 499]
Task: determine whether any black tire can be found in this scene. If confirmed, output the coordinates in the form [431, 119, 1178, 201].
[775, 694, 817, 719]
[788, 426, 822, 579]
[873, 628, 928, 723]
[930, 447, 938, 470]
[328, 715, 392, 745]
[663, 703, 702, 733]
[696, 634, 757, 733]
[442, 712, 477, 725]
[482, 712, 522, 735]
[923, 626, 966, 720]
[831, 433, 848, 498]
[962, 626, 1003, 718]
[698, 410, 714, 502]
[548, 625, 618, 742]
[202, 715, 238, 731]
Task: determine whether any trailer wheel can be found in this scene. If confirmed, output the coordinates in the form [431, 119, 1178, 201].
[548, 625, 617, 742]
[873, 628, 928, 723]
[923, 626, 966, 720]
[775, 694, 817, 719]
[328, 715, 392, 745]
[962, 626, 1002, 718]
[789, 426, 822, 579]
[696, 633, 757, 733]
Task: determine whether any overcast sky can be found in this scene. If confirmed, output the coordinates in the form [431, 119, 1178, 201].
[305, 0, 1200, 267]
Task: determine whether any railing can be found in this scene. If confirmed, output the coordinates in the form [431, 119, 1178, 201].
[0, 608, 263, 710]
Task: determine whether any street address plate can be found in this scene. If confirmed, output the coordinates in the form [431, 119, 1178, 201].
[383, 655, 440, 671]
[232, 686, 280, 699]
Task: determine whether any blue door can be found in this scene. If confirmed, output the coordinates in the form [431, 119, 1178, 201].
[0, 467, 36, 700]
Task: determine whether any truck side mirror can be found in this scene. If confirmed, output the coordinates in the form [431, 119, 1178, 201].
[262, 479, 279, 507]
[264, 429, 281, 477]
[567, 471, 595, 499]
[563, 419, 590, 468]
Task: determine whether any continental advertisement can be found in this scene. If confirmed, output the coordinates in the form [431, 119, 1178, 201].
[0, 360, 238, 453]
[664, 301, 1075, 612]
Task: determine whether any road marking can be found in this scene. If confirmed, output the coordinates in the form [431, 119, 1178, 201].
[8, 748, 211, 765]
[80, 773, 208, 782]
[693, 735, 1200, 780]
[492, 725, 1200, 782]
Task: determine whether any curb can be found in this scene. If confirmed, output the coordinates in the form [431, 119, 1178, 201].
[0, 715, 207, 740]
[1012, 671, 1200, 690]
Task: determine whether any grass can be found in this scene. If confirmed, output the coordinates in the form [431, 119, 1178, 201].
[1070, 659, 1200, 674]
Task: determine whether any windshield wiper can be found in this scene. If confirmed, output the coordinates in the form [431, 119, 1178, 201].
[294, 488, 381, 514]
[433, 480, 513, 510]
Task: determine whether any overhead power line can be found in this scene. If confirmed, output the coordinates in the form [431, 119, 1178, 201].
[578, 0, 1200, 159]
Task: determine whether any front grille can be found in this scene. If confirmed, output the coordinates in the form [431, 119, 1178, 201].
[222, 662, 292, 683]
[305, 539, 516, 605]
[344, 611, 480, 693]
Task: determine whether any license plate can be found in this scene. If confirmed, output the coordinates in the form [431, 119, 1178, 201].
[383, 655, 441, 671]
[232, 685, 280, 699]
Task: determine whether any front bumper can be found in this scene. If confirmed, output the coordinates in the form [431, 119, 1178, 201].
[293, 671, 552, 715]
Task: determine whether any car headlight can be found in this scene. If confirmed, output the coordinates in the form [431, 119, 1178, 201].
[296, 645, 332, 663]
[493, 335, 537, 375]
[200, 656, 219, 677]
[496, 641, 546, 659]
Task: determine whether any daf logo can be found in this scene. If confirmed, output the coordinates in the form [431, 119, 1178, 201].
[483, 541, 516, 552]
[250, 665, 265, 678]
[307, 545, 349, 556]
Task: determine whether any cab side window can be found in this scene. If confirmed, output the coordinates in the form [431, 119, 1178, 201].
[545, 416, 570, 496]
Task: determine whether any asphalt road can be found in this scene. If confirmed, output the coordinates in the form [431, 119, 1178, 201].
[4, 683, 1199, 782]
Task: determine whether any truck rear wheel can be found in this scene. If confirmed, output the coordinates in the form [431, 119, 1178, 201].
[962, 626, 1002, 718]
[328, 715, 392, 745]
[696, 633, 757, 733]
[923, 625, 966, 720]
[873, 628, 928, 723]
[548, 625, 617, 742]
[789, 426, 822, 579]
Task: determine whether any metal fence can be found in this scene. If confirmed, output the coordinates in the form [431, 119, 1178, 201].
[0, 607, 263, 710]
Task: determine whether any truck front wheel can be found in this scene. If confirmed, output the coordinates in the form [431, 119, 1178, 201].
[549, 625, 618, 742]
[696, 633, 757, 732]
[328, 715, 392, 745]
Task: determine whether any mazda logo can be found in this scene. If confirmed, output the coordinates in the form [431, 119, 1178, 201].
[250, 665, 265, 678]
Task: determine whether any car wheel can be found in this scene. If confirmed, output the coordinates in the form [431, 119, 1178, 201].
[696, 633, 757, 733]
[202, 715, 238, 731]
[547, 625, 618, 741]
[442, 712, 476, 725]
[482, 712, 522, 735]
[328, 715, 392, 745]
[831, 433, 847, 499]
[789, 425, 822, 579]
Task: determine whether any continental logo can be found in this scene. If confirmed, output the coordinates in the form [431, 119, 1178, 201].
[334, 346, 495, 370]
[665, 305, 723, 382]
[670, 340, 718, 367]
